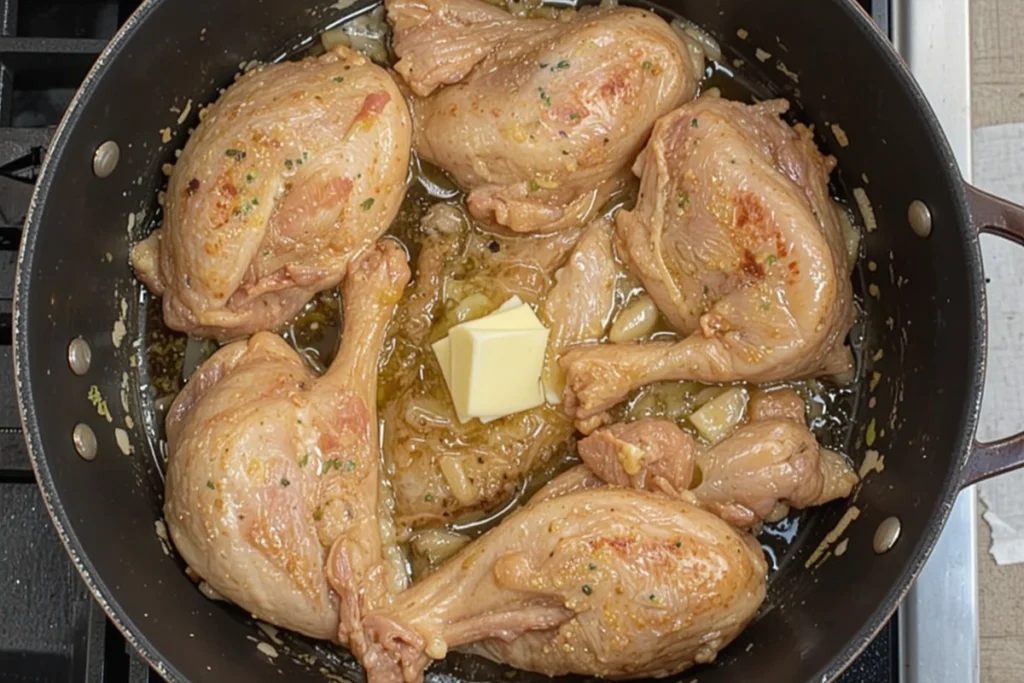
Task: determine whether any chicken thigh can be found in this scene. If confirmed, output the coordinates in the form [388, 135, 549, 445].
[132, 47, 411, 339]
[162, 241, 411, 661]
[362, 486, 766, 683]
[382, 213, 617, 528]
[576, 389, 858, 528]
[561, 96, 855, 427]
[386, 0, 703, 233]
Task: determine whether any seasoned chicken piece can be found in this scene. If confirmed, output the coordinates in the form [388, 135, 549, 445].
[381, 215, 616, 528]
[747, 387, 806, 423]
[692, 419, 853, 528]
[538, 218, 617, 400]
[575, 418, 695, 496]
[162, 242, 411, 663]
[561, 96, 855, 427]
[386, 0, 703, 233]
[132, 47, 411, 339]
[362, 487, 766, 682]
[578, 398, 857, 528]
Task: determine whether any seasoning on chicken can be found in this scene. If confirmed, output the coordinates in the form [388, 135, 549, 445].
[361, 485, 766, 683]
[381, 214, 617, 528]
[386, 0, 703, 233]
[132, 47, 411, 339]
[577, 389, 858, 528]
[162, 241, 410, 665]
[574, 418, 696, 496]
[560, 95, 856, 429]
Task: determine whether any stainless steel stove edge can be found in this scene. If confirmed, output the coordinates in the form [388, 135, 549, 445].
[892, 0, 979, 681]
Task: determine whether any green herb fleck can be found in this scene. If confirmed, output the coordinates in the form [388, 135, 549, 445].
[361, 197, 375, 211]
[539, 62, 549, 69]
[674, 541, 682, 548]
[246, 172, 256, 183]
[648, 594, 656, 601]
[225, 148, 246, 160]
[677, 191, 690, 210]
[284, 159, 294, 170]
[424, 493, 434, 502]
[251, 198, 259, 206]
[765, 254, 777, 267]
[759, 302, 771, 312]
[582, 584, 593, 595]
[588, 563, 597, 571]
[866, 418, 877, 447]
[280, 477, 290, 487]
[569, 112, 581, 121]
[538, 87, 551, 107]
[343, 460, 356, 472]
[553, 59, 570, 71]
[302, 151, 308, 162]
[530, 180, 540, 192]
[299, 453, 310, 467]
[323, 458, 342, 473]
[690, 117, 699, 128]
[642, 60, 653, 71]
[333, 76, 344, 83]
[206, 480, 215, 490]
[86, 384, 111, 422]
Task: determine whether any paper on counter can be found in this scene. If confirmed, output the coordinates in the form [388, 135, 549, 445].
[974, 123, 1024, 565]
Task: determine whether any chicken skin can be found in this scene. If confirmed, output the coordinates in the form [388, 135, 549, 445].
[577, 389, 858, 528]
[362, 486, 766, 683]
[561, 96, 855, 427]
[386, 0, 703, 233]
[162, 241, 411, 664]
[383, 214, 617, 528]
[132, 47, 411, 339]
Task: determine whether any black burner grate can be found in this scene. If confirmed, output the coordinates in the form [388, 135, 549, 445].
[0, 1, 895, 682]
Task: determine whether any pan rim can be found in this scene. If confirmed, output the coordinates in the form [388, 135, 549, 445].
[12, 0, 191, 681]
[12, 1, 987, 682]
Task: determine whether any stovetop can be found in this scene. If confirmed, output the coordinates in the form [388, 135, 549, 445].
[0, 1, 955, 682]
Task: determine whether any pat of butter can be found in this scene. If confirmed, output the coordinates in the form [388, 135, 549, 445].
[449, 326, 549, 418]
[432, 336, 500, 424]
[432, 297, 524, 424]
[431, 297, 549, 422]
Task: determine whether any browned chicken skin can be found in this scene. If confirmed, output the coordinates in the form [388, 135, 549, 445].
[382, 214, 617, 527]
[162, 241, 411, 664]
[387, 0, 703, 233]
[361, 484, 766, 683]
[561, 96, 855, 427]
[132, 47, 411, 339]
[577, 389, 857, 528]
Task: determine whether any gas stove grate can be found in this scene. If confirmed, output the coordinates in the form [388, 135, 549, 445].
[0, 1, 893, 682]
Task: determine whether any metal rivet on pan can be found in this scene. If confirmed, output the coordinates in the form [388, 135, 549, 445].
[67, 337, 91, 375]
[73, 423, 97, 461]
[873, 516, 901, 554]
[908, 200, 932, 238]
[92, 140, 120, 178]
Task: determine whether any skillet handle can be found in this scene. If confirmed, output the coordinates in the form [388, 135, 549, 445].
[960, 183, 1024, 487]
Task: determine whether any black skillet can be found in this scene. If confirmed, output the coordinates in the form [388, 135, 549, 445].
[14, 0, 1024, 681]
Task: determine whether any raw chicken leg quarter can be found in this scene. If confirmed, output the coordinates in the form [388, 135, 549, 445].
[132, 46, 412, 339]
[561, 95, 856, 428]
[163, 241, 411, 670]
[387, 0, 705, 233]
